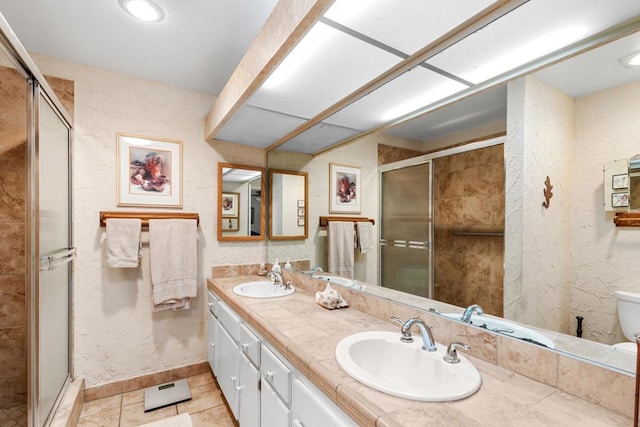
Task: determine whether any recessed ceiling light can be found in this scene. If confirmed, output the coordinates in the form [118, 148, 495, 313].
[118, 0, 165, 23]
[619, 51, 640, 69]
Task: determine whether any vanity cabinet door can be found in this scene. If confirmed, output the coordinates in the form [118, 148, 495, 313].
[215, 322, 239, 420]
[261, 379, 291, 427]
[292, 378, 356, 427]
[207, 311, 218, 373]
[238, 352, 260, 427]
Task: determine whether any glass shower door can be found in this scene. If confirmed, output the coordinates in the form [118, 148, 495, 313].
[379, 161, 432, 298]
[36, 92, 72, 426]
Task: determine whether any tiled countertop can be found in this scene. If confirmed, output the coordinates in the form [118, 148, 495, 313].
[208, 276, 631, 426]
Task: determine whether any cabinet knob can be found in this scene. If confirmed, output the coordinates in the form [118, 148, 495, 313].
[265, 371, 273, 380]
[241, 343, 249, 352]
[230, 376, 237, 384]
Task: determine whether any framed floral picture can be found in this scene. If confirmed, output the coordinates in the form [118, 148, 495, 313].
[117, 133, 182, 207]
[221, 192, 239, 217]
[329, 163, 360, 214]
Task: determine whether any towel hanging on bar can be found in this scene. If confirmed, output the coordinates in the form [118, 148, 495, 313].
[106, 218, 142, 268]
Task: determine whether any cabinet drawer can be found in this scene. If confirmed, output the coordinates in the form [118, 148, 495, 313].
[207, 291, 219, 317]
[239, 324, 261, 367]
[218, 300, 242, 341]
[261, 344, 291, 404]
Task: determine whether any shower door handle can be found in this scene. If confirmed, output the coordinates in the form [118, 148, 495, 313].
[39, 247, 76, 272]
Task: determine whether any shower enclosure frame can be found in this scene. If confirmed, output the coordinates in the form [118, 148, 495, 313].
[377, 135, 506, 299]
[0, 13, 74, 427]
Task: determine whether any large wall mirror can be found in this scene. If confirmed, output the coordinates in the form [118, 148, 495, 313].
[266, 28, 640, 375]
[217, 163, 265, 241]
[268, 169, 308, 240]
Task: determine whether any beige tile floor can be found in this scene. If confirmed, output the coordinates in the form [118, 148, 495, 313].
[77, 371, 236, 427]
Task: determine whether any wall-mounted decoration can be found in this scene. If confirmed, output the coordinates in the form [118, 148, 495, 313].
[117, 133, 182, 207]
[612, 192, 630, 208]
[221, 192, 239, 217]
[542, 176, 553, 209]
[329, 163, 360, 214]
[612, 173, 629, 190]
[221, 217, 239, 231]
[297, 199, 305, 208]
[297, 208, 305, 217]
[297, 217, 305, 227]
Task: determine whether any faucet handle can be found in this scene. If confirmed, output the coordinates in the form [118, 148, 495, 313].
[443, 342, 470, 364]
[390, 316, 405, 326]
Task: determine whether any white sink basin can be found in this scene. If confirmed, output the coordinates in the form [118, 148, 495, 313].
[335, 331, 481, 402]
[233, 281, 295, 298]
[314, 274, 354, 287]
[442, 313, 555, 348]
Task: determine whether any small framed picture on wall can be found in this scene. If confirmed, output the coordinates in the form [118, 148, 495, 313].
[612, 192, 629, 208]
[612, 174, 629, 190]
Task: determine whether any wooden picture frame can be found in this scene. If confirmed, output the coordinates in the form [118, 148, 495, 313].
[329, 163, 360, 214]
[117, 133, 182, 207]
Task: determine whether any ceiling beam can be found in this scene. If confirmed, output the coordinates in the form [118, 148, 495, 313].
[204, 0, 334, 142]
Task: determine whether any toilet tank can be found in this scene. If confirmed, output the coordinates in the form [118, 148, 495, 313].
[614, 290, 640, 342]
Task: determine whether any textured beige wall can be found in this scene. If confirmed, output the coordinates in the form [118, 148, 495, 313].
[572, 79, 640, 344]
[505, 76, 575, 335]
[31, 54, 266, 388]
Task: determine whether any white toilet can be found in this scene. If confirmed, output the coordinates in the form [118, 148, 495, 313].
[613, 290, 640, 355]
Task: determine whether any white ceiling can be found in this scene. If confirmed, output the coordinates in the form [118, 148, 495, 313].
[0, 0, 278, 95]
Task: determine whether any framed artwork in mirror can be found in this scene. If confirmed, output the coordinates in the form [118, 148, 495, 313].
[330, 163, 360, 214]
[297, 217, 305, 226]
[221, 217, 239, 231]
[116, 133, 182, 207]
[222, 192, 239, 217]
[297, 199, 305, 208]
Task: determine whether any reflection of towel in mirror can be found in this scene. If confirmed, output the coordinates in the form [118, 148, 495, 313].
[356, 221, 374, 254]
[328, 221, 354, 279]
[106, 218, 142, 268]
[149, 219, 198, 312]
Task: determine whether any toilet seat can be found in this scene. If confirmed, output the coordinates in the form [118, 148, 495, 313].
[613, 342, 638, 355]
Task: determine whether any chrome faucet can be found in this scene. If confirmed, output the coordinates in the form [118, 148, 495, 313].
[309, 266, 324, 277]
[460, 304, 484, 323]
[267, 271, 283, 286]
[443, 342, 470, 364]
[391, 316, 437, 352]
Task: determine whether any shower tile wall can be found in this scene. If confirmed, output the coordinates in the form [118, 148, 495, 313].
[0, 65, 73, 410]
[433, 144, 505, 317]
[0, 65, 28, 409]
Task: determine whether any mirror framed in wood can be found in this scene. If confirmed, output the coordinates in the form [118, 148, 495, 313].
[217, 163, 265, 242]
[268, 169, 308, 241]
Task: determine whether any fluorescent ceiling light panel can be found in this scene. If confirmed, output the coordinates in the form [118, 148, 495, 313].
[253, 22, 401, 120]
[428, 0, 640, 84]
[325, 0, 496, 55]
[462, 26, 588, 83]
[118, 0, 165, 23]
[261, 23, 338, 90]
[325, 67, 467, 130]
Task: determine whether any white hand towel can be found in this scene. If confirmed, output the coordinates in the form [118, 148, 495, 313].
[327, 221, 355, 279]
[356, 221, 374, 254]
[106, 218, 142, 268]
[149, 219, 198, 311]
